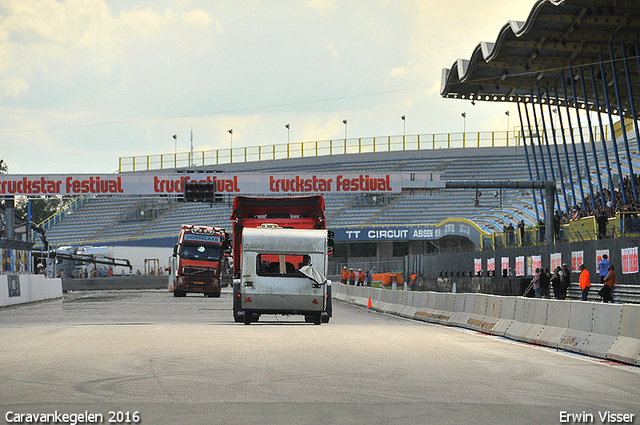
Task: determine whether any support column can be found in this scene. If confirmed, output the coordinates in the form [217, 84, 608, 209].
[5, 196, 15, 240]
[589, 65, 616, 204]
[609, 41, 637, 202]
[561, 73, 587, 208]
[545, 87, 570, 213]
[536, 86, 561, 212]
[553, 87, 578, 208]
[523, 100, 546, 221]
[579, 66, 605, 208]
[600, 54, 627, 205]
[569, 67, 596, 210]
[516, 101, 540, 223]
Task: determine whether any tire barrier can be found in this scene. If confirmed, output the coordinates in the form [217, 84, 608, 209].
[333, 283, 640, 365]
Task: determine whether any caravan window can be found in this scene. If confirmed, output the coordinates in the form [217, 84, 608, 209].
[256, 254, 310, 276]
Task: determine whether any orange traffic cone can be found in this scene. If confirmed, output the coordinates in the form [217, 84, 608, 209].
[366, 296, 373, 309]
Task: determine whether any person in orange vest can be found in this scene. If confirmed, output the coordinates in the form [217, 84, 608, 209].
[340, 266, 349, 284]
[410, 273, 418, 290]
[348, 268, 356, 285]
[578, 263, 591, 301]
[357, 269, 365, 286]
[599, 264, 615, 303]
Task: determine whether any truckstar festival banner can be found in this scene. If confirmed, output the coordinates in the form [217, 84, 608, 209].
[0, 172, 423, 196]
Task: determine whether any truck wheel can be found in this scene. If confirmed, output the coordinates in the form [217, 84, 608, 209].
[173, 289, 186, 297]
[313, 313, 322, 325]
[243, 312, 252, 325]
[321, 313, 330, 324]
[213, 291, 221, 298]
[233, 308, 243, 322]
[304, 315, 314, 323]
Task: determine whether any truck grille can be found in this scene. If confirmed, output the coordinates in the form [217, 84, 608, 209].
[182, 267, 217, 278]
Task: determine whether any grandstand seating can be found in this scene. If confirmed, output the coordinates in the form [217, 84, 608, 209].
[40, 131, 640, 248]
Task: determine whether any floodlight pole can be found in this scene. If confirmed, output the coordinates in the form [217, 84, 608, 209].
[445, 180, 556, 244]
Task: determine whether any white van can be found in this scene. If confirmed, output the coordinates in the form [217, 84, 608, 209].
[233, 225, 331, 325]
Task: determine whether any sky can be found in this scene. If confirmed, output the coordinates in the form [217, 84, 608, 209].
[0, 0, 536, 175]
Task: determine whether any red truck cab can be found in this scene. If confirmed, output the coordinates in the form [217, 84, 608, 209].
[172, 224, 229, 297]
[230, 196, 327, 278]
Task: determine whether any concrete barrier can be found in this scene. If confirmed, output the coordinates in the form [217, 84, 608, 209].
[331, 284, 640, 365]
[491, 296, 516, 336]
[608, 304, 640, 365]
[0, 274, 62, 307]
[467, 294, 498, 333]
[535, 300, 571, 348]
[504, 297, 531, 341]
[560, 302, 595, 354]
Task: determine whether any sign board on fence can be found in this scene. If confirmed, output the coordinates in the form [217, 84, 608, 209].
[501, 257, 509, 273]
[571, 251, 584, 273]
[550, 252, 562, 270]
[487, 258, 495, 273]
[516, 256, 525, 276]
[621, 247, 639, 275]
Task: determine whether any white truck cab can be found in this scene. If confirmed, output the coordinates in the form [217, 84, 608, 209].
[233, 224, 331, 325]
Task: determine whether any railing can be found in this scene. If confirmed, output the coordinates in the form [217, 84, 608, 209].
[118, 124, 614, 172]
[37, 196, 89, 232]
[118, 130, 523, 172]
[489, 211, 639, 249]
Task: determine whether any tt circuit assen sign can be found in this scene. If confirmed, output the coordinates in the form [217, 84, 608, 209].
[333, 221, 486, 246]
[0, 172, 437, 196]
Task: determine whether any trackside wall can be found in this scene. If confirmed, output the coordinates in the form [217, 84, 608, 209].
[0, 274, 63, 307]
[333, 283, 640, 365]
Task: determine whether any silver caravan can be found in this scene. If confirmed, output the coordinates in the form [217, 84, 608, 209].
[233, 224, 332, 325]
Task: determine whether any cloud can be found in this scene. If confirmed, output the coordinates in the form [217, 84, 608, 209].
[305, 0, 334, 10]
[326, 42, 339, 58]
[181, 9, 213, 28]
[0, 76, 29, 99]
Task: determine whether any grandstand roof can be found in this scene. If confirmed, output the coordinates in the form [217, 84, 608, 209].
[440, 0, 640, 116]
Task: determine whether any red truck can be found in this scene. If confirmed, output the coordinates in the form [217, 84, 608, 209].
[230, 195, 333, 323]
[171, 224, 230, 297]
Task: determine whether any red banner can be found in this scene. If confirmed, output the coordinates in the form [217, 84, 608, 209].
[0, 172, 417, 196]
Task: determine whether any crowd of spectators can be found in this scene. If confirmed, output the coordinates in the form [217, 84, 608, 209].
[557, 174, 640, 225]
[501, 173, 640, 243]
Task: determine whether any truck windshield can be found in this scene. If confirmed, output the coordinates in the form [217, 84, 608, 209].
[180, 244, 221, 262]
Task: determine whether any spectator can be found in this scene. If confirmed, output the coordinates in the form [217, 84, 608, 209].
[598, 254, 611, 284]
[531, 268, 541, 298]
[560, 263, 571, 300]
[599, 265, 615, 303]
[340, 266, 349, 284]
[365, 269, 373, 287]
[578, 264, 591, 301]
[554, 210, 561, 241]
[348, 268, 356, 285]
[409, 273, 418, 290]
[550, 266, 562, 299]
[517, 220, 525, 245]
[596, 210, 608, 239]
[539, 267, 550, 298]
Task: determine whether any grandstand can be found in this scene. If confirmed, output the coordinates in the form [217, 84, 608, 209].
[40, 124, 640, 251]
[41, 144, 536, 250]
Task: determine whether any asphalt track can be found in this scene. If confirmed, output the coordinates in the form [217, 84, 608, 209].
[1, 288, 639, 425]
